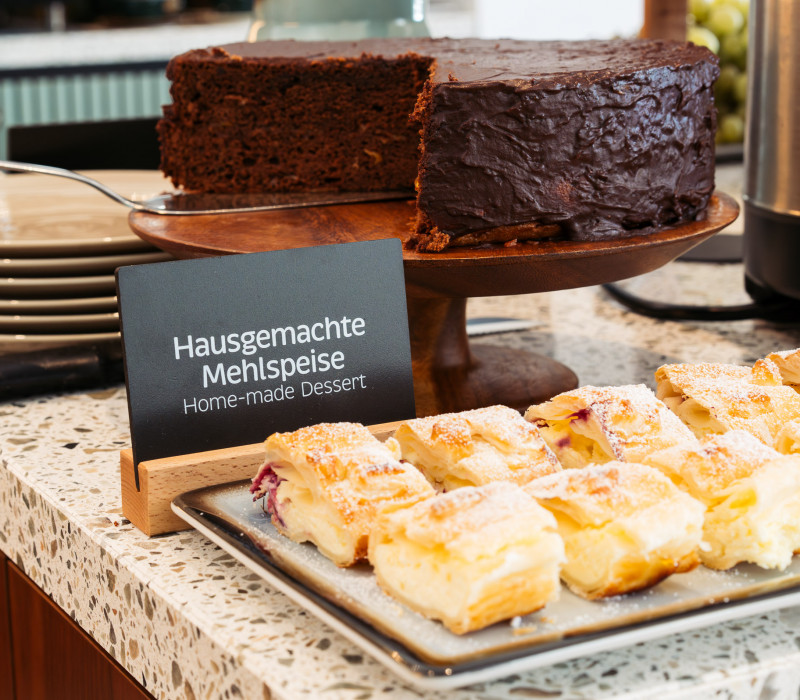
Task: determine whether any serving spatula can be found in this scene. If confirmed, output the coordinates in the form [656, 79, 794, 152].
[0, 160, 414, 215]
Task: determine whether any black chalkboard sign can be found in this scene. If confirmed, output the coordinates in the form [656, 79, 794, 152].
[116, 239, 415, 471]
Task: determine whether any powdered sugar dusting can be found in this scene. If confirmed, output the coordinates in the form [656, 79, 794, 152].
[524, 461, 678, 522]
[398, 481, 555, 547]
[394, 405, 559, 486]
[657, 362, 764, 396]
[399, 405, 551, 453]
[656, 361, 800, 442]
[702, 430, 778, 465]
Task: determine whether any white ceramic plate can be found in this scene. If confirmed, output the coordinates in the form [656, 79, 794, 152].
[0, 250, 174, 276]
[0, 296, 118, 315]
[0, 330, 120, 353]
[0, 312, 119, 333]
[0, 275, 117, 298]
[0, 170, 174, 256]
[173, 481, 800, 691]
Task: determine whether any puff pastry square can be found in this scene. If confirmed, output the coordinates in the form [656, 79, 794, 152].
[655, 359, 800, 444]
[391, 405, 560, 491]
[524, 462, 704, 599]
[763, 348, 800, 392]
[774, 419, 800, 455]
[645, 430, 800, 570]
[368, 481, 565, 634]
[523, 384, 697, 469]
[250, 422, 434, 567]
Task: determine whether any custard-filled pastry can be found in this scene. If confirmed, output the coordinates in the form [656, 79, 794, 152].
[524, 462, 704, 600]
[392, 405, 560, 491]
[645, 430, 800, 570]
[368, 481, 565, 634]
[250, 422, 434, 567]
[763, 348, 800, 392]
[655, 358, 800, 444]
[523, 384, 697, 469]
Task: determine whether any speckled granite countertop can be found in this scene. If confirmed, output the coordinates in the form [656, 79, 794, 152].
[3, 166, 800, 699]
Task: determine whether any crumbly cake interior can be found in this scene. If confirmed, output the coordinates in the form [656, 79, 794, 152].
[159, 48, 432, 194]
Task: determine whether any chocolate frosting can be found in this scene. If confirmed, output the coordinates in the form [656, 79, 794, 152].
[209, 37, 712, 87]
[413, 39, 719, 241]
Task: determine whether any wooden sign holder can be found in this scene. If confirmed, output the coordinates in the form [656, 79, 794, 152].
[120, 420, 403, 537]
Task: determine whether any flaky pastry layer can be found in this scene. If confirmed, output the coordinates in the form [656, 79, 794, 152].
[368, 481, 565, 634]
[645, 430, 800, 570]
[392, 405, 559, 491]
[763, 348, 800, 392]
[524, 462, 704, 599]
[655, 359, 800, 444]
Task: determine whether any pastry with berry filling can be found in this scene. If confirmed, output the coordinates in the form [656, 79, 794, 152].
[391, 404, 560, 491]
[655, 358, 800, 444]
[523, 384, 697, 470]
[368, 481, 565, 634]
[645, 430, 800, 571]
[524, 462, 704, 599]
[250, 422, 434, 567]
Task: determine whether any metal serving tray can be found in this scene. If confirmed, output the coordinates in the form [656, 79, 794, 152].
[172, 480, 800, 691]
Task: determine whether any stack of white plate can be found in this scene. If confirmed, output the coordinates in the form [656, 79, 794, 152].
[0, 170, 175, 354]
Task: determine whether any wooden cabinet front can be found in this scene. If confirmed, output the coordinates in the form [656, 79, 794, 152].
[0, 551, 13, 700]
[0, 554, 152, 700]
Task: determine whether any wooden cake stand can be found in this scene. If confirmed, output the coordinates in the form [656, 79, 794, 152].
[129, 192, 739, 417]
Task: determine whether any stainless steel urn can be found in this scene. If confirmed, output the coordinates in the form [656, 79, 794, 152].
[743, 0, 800, 302]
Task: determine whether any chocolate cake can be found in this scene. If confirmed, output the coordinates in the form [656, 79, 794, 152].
[158, 38, 719, 251]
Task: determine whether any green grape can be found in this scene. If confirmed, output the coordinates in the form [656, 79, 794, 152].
[712, 0, 749, 13]
[718, 113, 745, 143]
[688, 25, 720, 54]
[687, 0, 752, 143]
[715, 64, 739, 102]
[726, 0, 750, 18]
[706, 4, 745, 37]
[720, 32, 747, 69]
[690, 0, 749, 142]
[690, 0, 713, 23]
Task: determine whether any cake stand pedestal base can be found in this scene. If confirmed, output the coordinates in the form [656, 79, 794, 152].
[407, 296, 578, 416]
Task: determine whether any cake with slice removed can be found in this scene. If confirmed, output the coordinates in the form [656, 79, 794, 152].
[158, 37, 719, 251]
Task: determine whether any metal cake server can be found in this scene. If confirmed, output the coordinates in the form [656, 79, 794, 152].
[466, 317, 539, 336]
[0, 160, 414, 215]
